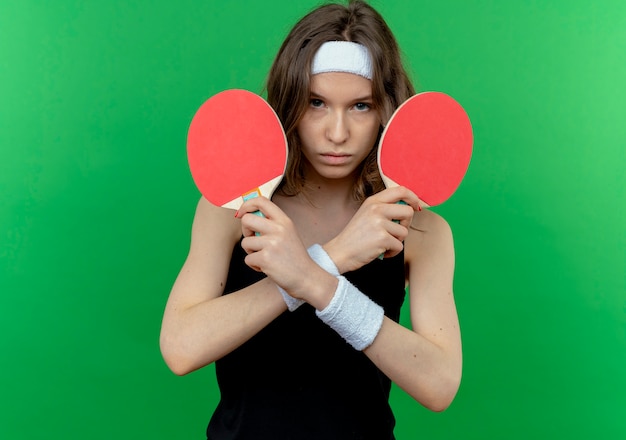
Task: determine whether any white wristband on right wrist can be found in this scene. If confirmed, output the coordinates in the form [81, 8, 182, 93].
[278, 244, 340, 311]
[307, 244, 340, 276]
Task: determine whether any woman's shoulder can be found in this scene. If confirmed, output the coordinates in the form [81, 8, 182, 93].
[188, 197, 242, 253]
[404, 209, 454, 263]
[411, 208, 452, 234]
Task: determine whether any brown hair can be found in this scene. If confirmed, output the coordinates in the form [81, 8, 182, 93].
[266, 0, 415, 201]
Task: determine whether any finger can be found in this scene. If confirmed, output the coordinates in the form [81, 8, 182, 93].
[375, 186, 424, 212]
[240, 233, 264, 254]
[235, 196, 285, 220]
[385, 218, 411, 241]
[385, 202, 414, 223]
[243, 253, 263, 272]
[380, 210, 411, 259]
[240, 211, 270, 238]
[237, 197, 283, 237]
[380, 235, 405, 259]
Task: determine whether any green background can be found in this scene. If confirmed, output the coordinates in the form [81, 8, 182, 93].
[1, 0, 624, 438]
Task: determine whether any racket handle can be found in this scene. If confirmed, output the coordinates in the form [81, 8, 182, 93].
[242, 188, 265, 236]
[377, 200, 408, 260]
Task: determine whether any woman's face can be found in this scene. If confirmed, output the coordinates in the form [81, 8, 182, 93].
[297, 72, 380, 183]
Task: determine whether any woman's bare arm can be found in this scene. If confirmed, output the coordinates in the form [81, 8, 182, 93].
[159, 197, 287, 375]
[363, 210, 462, 411]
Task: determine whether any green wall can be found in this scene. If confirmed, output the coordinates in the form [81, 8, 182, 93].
[1, 1, 624, 438]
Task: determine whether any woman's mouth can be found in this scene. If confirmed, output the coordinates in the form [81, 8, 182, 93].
[320, 153, 351, 165]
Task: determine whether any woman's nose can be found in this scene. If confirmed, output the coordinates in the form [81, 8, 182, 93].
[326, 110, 349, 144]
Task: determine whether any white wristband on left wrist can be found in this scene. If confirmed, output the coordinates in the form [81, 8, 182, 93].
[278, 244, 340, 311]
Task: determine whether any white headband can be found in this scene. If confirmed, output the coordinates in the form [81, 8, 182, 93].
[311, 41, 373, 80]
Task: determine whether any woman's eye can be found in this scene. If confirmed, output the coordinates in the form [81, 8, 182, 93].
[354, 102, 371, 111]
[310, 99, 324, 108]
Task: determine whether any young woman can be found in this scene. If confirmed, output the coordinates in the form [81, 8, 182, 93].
[160, 1, 462, 438]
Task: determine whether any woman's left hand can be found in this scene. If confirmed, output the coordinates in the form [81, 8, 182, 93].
[323, 186, 423, 273]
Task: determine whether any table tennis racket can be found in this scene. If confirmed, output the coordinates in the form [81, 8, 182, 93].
[377, 91, 473, 208]
[187, 89, 287, 211]
[376, 92, 472, 259]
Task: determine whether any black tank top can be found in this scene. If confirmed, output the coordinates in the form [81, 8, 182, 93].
[206, 239, 407, 440]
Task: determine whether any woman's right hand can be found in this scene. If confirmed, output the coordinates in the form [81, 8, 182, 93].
[323, 186, 423, 273]
[235, 196, 338, 308]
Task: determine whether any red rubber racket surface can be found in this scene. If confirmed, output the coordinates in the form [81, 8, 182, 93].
[378, 92, 473, 207]
[187, 89, 287, 210]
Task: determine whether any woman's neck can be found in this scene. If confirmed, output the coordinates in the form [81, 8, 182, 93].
[273, 173, 361, 246]
[298, 169, 365, 212]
